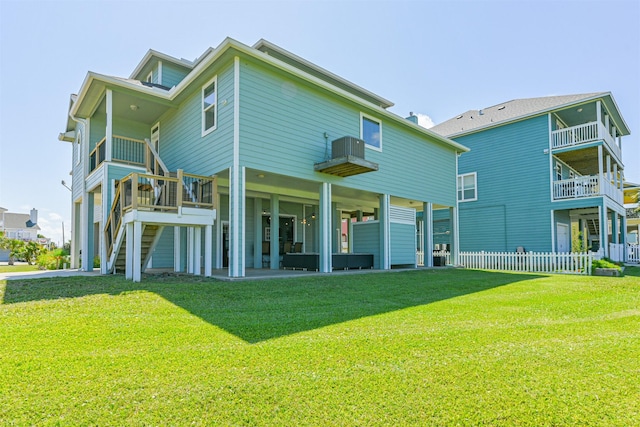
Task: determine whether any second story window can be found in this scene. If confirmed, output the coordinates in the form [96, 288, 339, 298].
[457, 172, 477, 202]
[202, 77, 217, 136]
[555, 162, 563, 181]
[75, 131, 82, 166]
[361, 113, 382, 151]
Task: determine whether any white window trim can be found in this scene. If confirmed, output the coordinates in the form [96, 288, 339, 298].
[146, 70, 153, 83]
[457, 172, 477, 202]
[151, 122, 160, 154]
[201, 76, 218, 137]
[360, 112, 382, 152]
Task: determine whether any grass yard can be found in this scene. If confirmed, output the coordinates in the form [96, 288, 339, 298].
[0, 264, 40, 273]
[1, 268, 639, 426]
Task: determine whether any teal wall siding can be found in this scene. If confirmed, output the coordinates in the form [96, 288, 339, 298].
[152, 227, 174, 268]
[157, 62, 235, 176]
[238, 59, 458, 206]
[455, 115, 554, 252]
[352, 221, 381, 269]
[390, 223, 416, 265]
[162, 63, 190, 88]
[89, 114, 106, 152]
[459, 205, 507, 251]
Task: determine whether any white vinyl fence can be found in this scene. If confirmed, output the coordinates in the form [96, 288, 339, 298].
[458, 251, 593, 275]
[628, 244, 640, 264]
[417, 250, 451, 267]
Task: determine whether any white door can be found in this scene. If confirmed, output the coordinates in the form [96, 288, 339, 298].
[557, 223, 570, 252]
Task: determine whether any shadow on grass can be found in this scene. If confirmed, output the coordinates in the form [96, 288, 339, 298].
[2, 269, 542, 343]
[623, 266, 640, 277]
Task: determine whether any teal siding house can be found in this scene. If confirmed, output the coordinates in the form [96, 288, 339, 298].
[59, 38, 468, 280]
[431, 93, 630, 257]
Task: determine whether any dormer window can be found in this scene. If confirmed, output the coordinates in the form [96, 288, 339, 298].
[202, 76, 217, 136]
[146, 71, 153, 83]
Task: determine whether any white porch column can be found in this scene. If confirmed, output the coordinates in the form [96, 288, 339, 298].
[606, 155, 611, 183]
[379, 194, 391, 270]
[229, 166, 246, 277]
[132, 221, 142, 282]
[125, 222, 134, 279]
[598, 146, 604, 189]
[105, 89, 113, 162]
[270, 194, 280, 270]
[174, 226, 181, 272]
[81, 192, 94, 271]
[204, 225, 212, 277]
[254, 198, 263, 268]
[187, 227, 194, 274]
[423, 202, 434, 267]
[600, 203, 608, 258]
[450, 206, 460, 265]
[319, 182, 332, 273]
[193, 227, 202, 276]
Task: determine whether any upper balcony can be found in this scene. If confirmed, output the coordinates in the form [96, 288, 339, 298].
[553, 174, 623, 205]
[551, 121, 621, 162]
[89, 134, 165, 177]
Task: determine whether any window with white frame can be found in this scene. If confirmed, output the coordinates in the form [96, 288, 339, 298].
[360, 113, 382, 150]
[555, 162, 563, 181]
[202, 77, 217, 136]
[457, 172, 477, 202]
[146, 71, 153, 83]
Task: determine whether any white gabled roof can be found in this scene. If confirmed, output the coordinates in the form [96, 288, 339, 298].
[431, 92, 630, 138]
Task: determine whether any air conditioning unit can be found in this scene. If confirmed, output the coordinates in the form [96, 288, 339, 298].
[332, 136, 365, 159]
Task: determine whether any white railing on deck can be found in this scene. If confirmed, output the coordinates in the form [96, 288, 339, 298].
[628, 244, 640, 264]
[551, 121, 622, 162]
[458, 251, 593, 275]
[553, 176, 599, 199]
[553, 175, 623, 205]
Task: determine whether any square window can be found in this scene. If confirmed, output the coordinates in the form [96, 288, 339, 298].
[361, 114, 381, 150]
[202, 77, 217, 136]
[457, 172, 477, 202]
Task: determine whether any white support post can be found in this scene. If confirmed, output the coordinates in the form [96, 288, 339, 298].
[204, 225, 212, 277]
[132, 221, 142, 282]
[194, 227, 202, 276]
[606, 155, 611, 182]
[254, 198, 263, 268]
[379, 194, 391, 270]
[187, 227, 194, 274]
[319, 183, 332, 273]
[423, 202, 433, 267]
[125, 222, 134, 279]
[600, 202, 608, 258]
[450, 206, 459, 266]
[270, 194, 280, 270]
[174, 226, 181, 272]
[598, 145, 604, 188]
[105, 89, 113, 162]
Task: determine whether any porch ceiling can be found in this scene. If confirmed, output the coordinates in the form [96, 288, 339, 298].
[93, 91, 174, 125]
[215, 168, 448, 212]
[555, 146, 600, 176]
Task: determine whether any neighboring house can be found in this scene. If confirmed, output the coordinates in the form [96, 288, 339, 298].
[0, 208, 41, 261]
[59, 37, 468, 281]
[430, 93, 630, 259]
[624, 181, 639, 244]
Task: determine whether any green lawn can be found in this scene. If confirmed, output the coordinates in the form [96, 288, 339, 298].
[1, 268, 639, 426]
[0, 264, 40, 273]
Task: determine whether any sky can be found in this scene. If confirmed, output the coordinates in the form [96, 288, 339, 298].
[0, 0, 638, 246]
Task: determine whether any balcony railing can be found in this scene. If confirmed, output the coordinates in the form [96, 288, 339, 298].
[553, 175, 623, 204]
[551, 121, 621, 161]
[89, 135, 147, 173]
[104, 170, 217, 257]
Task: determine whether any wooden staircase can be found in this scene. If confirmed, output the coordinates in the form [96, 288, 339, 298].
[586, 218, 599, 240]
[112, 224, 163, 274]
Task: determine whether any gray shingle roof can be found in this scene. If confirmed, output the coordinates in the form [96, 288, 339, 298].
[0, 213, 40, 231]
[430, 93, 609, 137]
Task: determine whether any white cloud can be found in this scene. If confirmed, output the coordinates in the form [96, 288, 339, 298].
[415, 113, 435, 129]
